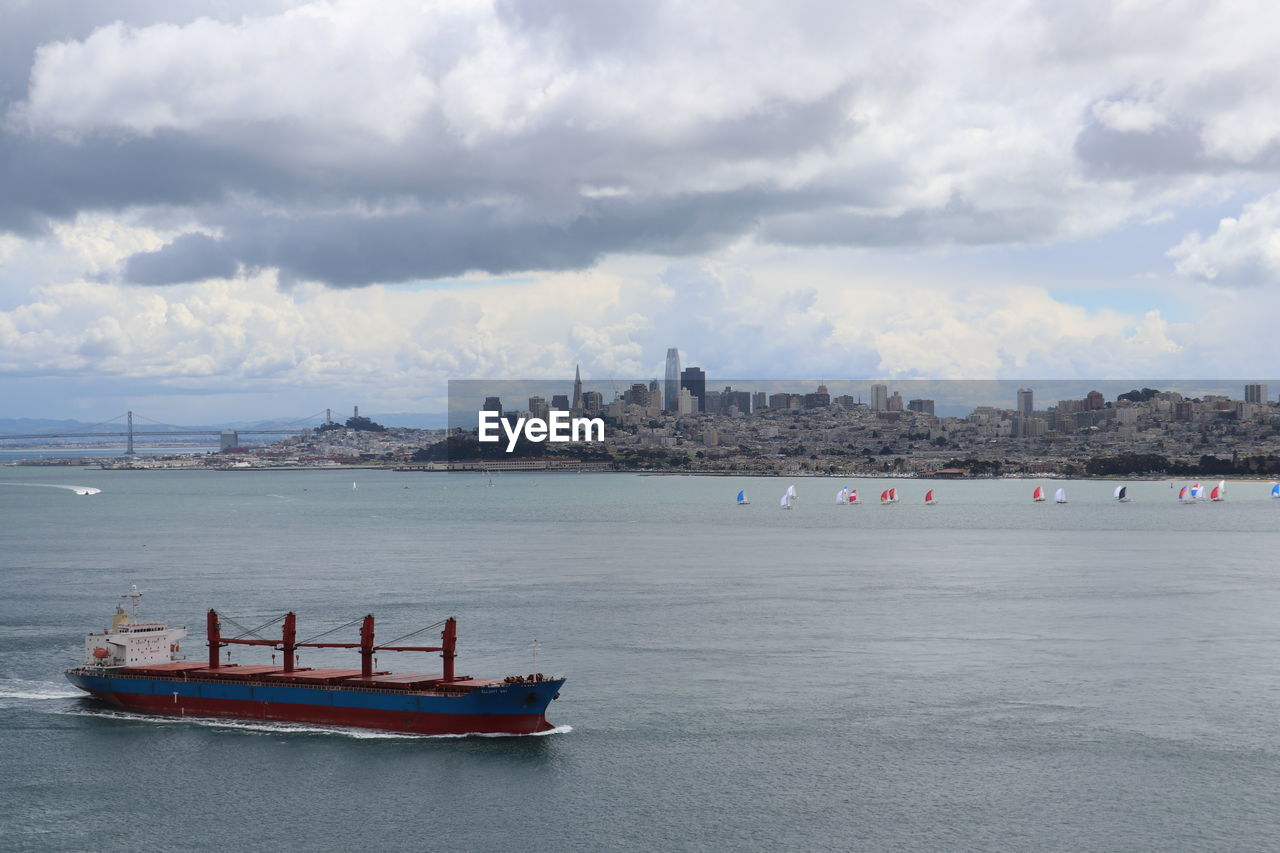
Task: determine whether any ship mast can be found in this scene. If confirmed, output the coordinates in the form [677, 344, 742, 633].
[121, 585, 143, 621]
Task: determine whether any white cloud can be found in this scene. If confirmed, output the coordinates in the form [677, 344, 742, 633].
[0, 257, 1213, 419]
[1091, 98, 1170, 134]
[1168, 191, 1280, 285]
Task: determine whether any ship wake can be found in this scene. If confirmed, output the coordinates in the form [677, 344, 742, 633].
[0, 482, 101, 495]
[0, 678, 84, 701]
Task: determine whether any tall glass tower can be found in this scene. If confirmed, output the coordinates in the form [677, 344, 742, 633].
[1017, 387, 1034, 418]
[664, 348, 681, 411]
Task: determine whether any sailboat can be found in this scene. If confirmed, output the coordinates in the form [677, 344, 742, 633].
[737, 489, 750, 506]
[780, 484, 796, 509]
[924, 489, 937, 505]
[879, 489, 890, 505]
[1114, 485, 1130, 502]
[1210, 481, 1225, 502]
[848, 489, 860, 505]
[1272, 483, 1280, 499]
[1189, 482, 1204, 500]
[1178, 485, 1195, 504]
[352, 482, 358, 491]
[836, 487, 850, 504]
[1032, 486, 1046, 502]
[887, 487, 898, 504]
[1054, 487, 1067, 504]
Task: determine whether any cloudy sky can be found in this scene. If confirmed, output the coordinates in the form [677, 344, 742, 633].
[2, 0, 1279, 422]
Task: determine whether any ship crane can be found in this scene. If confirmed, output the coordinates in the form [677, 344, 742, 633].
[206, 610, 458, 681]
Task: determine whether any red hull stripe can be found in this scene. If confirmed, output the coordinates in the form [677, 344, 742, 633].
[89, 690, 555, 736]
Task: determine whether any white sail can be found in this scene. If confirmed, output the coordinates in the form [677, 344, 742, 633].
[1054, 487, 1066, 503]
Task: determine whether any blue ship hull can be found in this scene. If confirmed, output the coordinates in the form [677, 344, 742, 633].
[66, 669, 564, 735]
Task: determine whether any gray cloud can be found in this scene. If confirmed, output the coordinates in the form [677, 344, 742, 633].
[121, 187, 822, 287]
[1074, 115, 1211, 176]
[760, 195, 1060, 249]
[5, 1, 1280, 288]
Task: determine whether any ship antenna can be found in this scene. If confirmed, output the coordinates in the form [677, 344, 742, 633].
[531, 638, 539, 673]
[121, 584, 143, 621]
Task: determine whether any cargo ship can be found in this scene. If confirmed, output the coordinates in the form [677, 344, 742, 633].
[65, 587, 565, 736]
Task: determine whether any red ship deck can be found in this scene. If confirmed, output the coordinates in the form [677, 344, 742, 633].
[440, 678, 502, 688]
[342, 673, 445, 688]
[264, 668, 364, 684]
[188, 665, 286, 680]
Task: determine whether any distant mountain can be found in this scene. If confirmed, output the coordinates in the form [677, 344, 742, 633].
[0, 412, 448, 434]
[361, 412, 447, 429]
[0, 417, 95, 433]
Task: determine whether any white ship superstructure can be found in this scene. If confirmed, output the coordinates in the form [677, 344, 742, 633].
[83, 586, 186, 668]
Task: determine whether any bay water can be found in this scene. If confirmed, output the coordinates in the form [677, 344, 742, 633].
[3, 468, 1279, 851]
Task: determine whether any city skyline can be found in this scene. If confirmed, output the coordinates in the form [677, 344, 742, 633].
[4, 3, 1280, 423]
[449, 363, 1280, 429]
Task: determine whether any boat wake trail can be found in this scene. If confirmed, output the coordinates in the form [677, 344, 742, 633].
[0, 678, 83, 700]
[59, 708, 574, 739]
[0, 482, 101, 495]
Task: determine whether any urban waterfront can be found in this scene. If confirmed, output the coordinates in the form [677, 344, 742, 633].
[3, 468, 1280, 852]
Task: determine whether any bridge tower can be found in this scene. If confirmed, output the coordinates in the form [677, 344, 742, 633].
[126, 411, 135, 455]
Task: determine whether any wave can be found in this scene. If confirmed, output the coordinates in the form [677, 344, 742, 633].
[0, 482, 101, 495]
[58, 708, 573, 740]
[0, 678, 83, 700]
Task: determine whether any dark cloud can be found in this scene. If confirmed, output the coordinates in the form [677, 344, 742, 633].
[1074, 115, 1211, 176]
[124, 232, 238, 284]
[759, 195, 1059, 249]
[120, 187, 825, 287]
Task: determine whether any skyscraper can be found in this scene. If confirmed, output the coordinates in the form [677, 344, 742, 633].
[572, 364, 583, 413]
[680, 366, 706, 412]
[1017, 388, 1034, 418]
[664, 348, 681, 411]
[1245, 383, 1268, 404]
[870, 383, 888, 412]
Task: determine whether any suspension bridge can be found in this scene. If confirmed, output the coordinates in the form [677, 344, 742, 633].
[0, 409, 347, 454]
